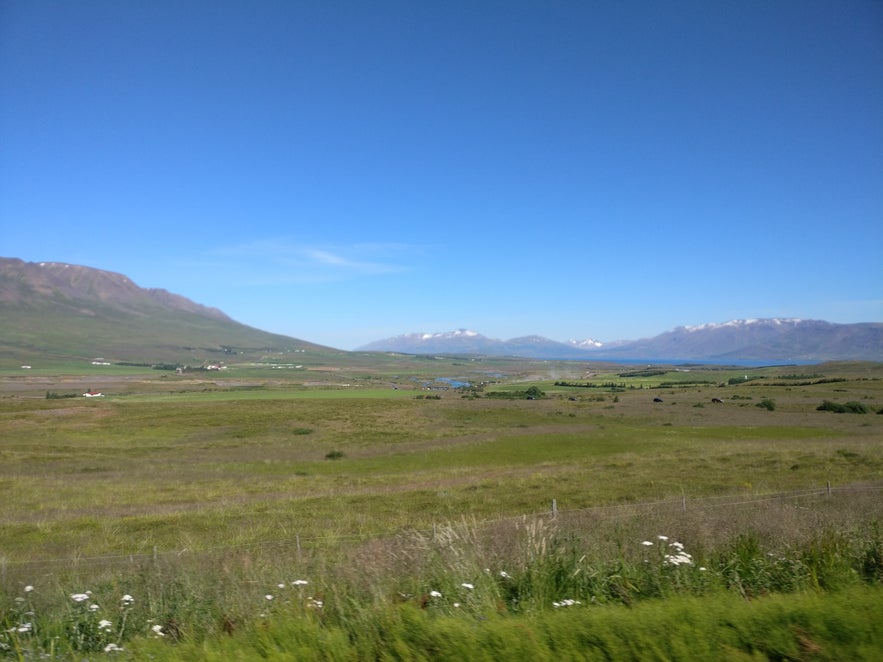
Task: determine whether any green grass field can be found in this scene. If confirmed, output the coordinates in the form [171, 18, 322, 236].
[1, 359, 882, 659]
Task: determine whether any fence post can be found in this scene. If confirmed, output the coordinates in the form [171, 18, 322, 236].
[296, 534, 301, 562]
[682, 494, 687, 512]
[552, 499, 558, 518]
[826, 481, 831, 497]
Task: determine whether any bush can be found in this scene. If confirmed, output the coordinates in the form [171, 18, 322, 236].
[756, 399, 776, 411]
[817, 401, 869, 414]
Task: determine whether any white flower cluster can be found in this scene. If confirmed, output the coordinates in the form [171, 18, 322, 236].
[7, 622, 32, 634]
[426, 578, 484, 607]
[552, 599, 581, 608]
[664, 540, 693, 566]
[3, 586, 135, 652]
[642, 535, 695, 566]
[262, 579, 321, 611]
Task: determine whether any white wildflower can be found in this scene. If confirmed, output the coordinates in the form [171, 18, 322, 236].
[151, 624, 165, 637]
[24, 585, 34, 593]
[98, 619, 113, 632]
[461, 583, 474, 590]
[121, 594, 134, 606]
[657, 535, 669, 541]
[291, 579, 308, 586]
[277, 583, 286, 589]
[641, 541, 654, 547]
[15, 623, 33, 633]
[429, 590, 442, 598]
[89, 603, 101, 612]
[553, 599, 581, 608]
[453, 602, 461, 608]
[664, 552, 693, 566]
[104, 643, 124, 653]
[499, 571, 510, 579]
[70, 593, 90, 603]
[265, 594, 274, 601]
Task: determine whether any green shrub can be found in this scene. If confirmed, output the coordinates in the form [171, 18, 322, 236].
[756, 399, 776, 411]
[817, 401, 869, 414]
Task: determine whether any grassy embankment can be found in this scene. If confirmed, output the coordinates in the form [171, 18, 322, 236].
[1, 361, 882, 658]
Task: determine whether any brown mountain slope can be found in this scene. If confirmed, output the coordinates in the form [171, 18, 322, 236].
[0, 257, 326, 365]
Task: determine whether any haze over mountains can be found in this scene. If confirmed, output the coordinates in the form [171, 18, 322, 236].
[357, 322, 883, 363]
[1, 258, 881, 364]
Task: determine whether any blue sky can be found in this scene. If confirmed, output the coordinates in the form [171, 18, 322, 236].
[2, 1, 881, 350]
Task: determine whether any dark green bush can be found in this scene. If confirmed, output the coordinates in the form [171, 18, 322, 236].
[817, 401, 869, 414]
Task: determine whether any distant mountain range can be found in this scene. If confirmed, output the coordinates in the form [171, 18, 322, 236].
[358, 320, 883, 362]
[2, 257, 880, 365]
[0, 257, 324, 365]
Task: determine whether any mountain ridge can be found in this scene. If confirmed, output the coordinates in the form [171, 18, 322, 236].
[358, 319, 883, 362]
[2, 257, 880, 364]
[0, 257, 325, 365]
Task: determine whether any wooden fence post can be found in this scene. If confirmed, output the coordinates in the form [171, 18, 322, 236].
[552, 499, 558, 518]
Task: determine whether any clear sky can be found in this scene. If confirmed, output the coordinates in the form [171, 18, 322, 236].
[2, 1, 881, 350]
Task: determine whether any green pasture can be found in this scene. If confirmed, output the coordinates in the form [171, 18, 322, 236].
[1, 361, 882, 658]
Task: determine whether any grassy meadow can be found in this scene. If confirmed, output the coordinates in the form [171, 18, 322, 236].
[1, 358, 882, 659]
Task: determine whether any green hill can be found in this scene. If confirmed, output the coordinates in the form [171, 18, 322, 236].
[0, 257, 329, 366]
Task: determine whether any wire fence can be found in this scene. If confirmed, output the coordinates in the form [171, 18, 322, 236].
[4, 482, 882, 572]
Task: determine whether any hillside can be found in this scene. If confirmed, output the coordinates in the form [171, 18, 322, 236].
[0, 258, 325, 365]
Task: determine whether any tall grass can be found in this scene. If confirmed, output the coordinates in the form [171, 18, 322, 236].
[3, 495, 882, 658]
[2, 363, 882, 657]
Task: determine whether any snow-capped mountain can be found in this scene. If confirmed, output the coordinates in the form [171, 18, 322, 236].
[357, 319, 883, 362]
[358, 330, 596, 359]
[583, 319, 882, 362]
[567, 338, 604, 349]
